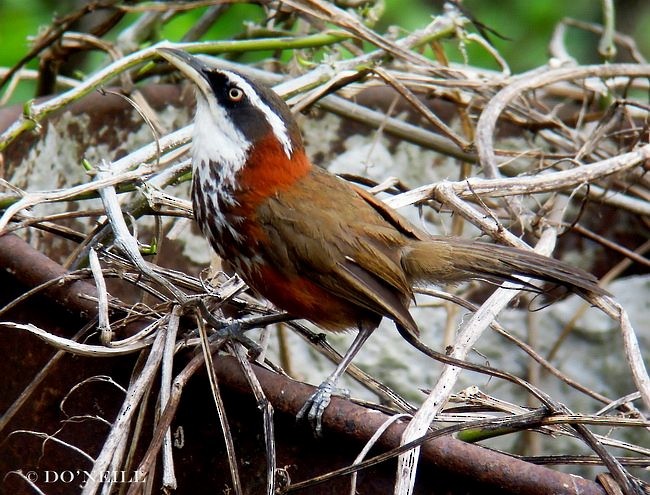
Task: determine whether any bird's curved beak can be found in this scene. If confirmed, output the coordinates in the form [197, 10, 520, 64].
[157, 47, 212, 98]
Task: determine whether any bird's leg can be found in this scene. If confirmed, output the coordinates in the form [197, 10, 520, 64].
[197, 301, 294, 357]
[297, 323, 375, 435]
[196, 300, 263, 357]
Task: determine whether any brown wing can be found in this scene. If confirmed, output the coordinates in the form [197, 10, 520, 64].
[350, 183, 429, 242]
[255, 166, 419, 335]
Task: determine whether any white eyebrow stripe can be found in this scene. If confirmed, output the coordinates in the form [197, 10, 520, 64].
[221, 70, 293, 158]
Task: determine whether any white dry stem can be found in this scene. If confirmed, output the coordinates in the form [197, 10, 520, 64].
[372, 67, 469, 149]
[616, 303, 650, 411]
[595, 391, 642, 415]
[475, 63, 650, 174]
[279, 0, 456, 69]
[393, 183, 649, 494]
[271, 9, 460, 99]
[197, 321, 243, 495]
[88, 248, 112, 344]
[0, 46, 158, 150]
[385, 144, 650, 213]
[160, 306, 181, 490]
[95, 162, 188, 304]
[116, 11, 167, 53]
[394, 229, 561, 495]
[0, 68, 79, 105]
[231, 343, 276, 495]
[0, 167, 148, 233]
[548, 22, 577, 65]
[0, 124, 193, 233]
[11, 430, 95, 463]
[0, 322, 149, 356]
[435, 181, 650, 413]
[444, 390, 650, 455]
[464, 33, 511, 76]
[467, 55, 650, 422]
[61, 376, 127, 413]
[349, 414, 408, 495]
[106, 319, 162, 349]
[81, 321, 169, 495]
[3, 470, 46, 494]
[0, 39, 233, 151]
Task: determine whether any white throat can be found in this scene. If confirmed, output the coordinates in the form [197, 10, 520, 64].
[190, 93, 249, 246]
[191, 94, 250, 188]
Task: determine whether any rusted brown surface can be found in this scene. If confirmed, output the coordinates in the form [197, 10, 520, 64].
[0, 246, 139, 495]
[212, 358, 608, 495]
[0, 233, 102, 319]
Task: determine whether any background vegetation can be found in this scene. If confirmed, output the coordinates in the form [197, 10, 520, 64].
[2, 0, 649, 105]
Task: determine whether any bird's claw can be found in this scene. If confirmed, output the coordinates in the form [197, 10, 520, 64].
[208, 320, 263, 359]
[297, 380, 333, 436]
[297, 380, 349, 436]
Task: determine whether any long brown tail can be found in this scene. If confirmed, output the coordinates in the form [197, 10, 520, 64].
[401, 237, 608, 299]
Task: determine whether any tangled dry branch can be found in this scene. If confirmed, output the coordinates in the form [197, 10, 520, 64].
[0, 1, 649, 494]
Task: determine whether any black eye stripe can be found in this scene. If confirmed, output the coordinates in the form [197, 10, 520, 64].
[203, 68, 300, 150]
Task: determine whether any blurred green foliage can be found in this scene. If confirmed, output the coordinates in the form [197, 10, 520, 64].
[469, 0, 650, 70]
[1, 0, 649, 104]
[380, 0, 650, 71]
[0, 0, 51, 68]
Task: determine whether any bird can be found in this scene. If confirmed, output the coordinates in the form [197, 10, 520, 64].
[157, 48, 607, 433]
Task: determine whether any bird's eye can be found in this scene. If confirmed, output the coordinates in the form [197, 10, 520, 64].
[228, 87, 244, 102]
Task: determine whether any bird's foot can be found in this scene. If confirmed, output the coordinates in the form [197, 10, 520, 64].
[207, 319, 263, 359]
[297, 380, 333, 436]
[297, 380, 349, 436]
[193, 299, 261, 356]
